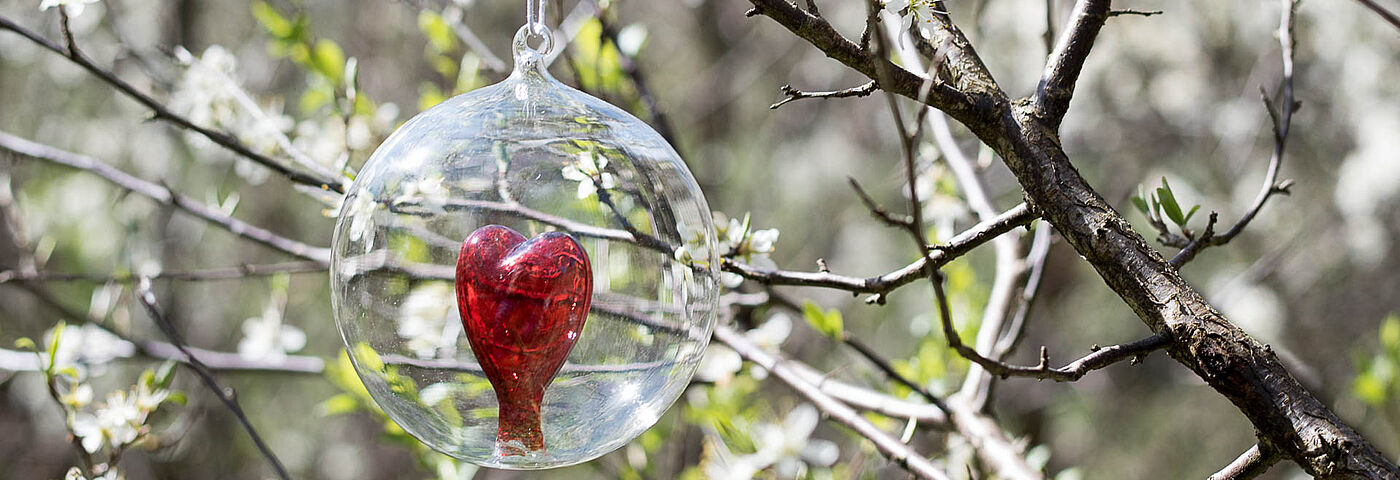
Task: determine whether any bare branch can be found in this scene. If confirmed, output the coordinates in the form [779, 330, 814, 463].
[1351, 0, 1400, 31]
[1208, 443, 1282, 480]
[1108, 9, 1162, 17]
[1171, 0, 1298, 267]
[133, 278, 292, 480]
[595, 11, 682, 150]
[1032, 0, 1112, 129]
[744, 0, 982, 120]
[0, 130, 331, 263]
[722, 203, 1034, 294]
[770, 81, 878, 109]
[0, 261, 326, 284]
[0, 15, 345, 193]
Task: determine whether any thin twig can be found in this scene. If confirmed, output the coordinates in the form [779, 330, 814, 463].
[0, 261, 327, 284]
[595, 10, 682, 150]
[0, 130, 331, 263]
[1170, 0, 1297, 268]
[1108, 9, 1162, 17]
[722, 203, 1033, 294]
[1351, 0, 1400, 31]
[0, 15, 345, 193]
[1207, 443, 1281, 480]
[770, 81, 877, 109]
[134, 278, 292, 480]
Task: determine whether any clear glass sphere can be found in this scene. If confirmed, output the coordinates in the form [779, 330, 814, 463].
[328, 26, 719, 469]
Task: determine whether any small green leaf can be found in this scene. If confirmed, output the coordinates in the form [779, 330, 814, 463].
[1184, 205, 1201, 224]
[155, 359, 179, 389]
[56, 366, 80, 380]
[166, 391, 188, 406]
[13, 337, 35, 350]
[801, 301, 844, 340]
[1157, 177, 1185, 226]
[251, 1, 293, 38]
[417, 10, 456, 54]
[1130, 186, 1149, 216]
[317, 393, 361, 417]
[311, 39, 346, 85]
[46, 321, 66, 375]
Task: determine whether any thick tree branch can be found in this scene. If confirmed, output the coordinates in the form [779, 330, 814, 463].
[750, 0, 1400, 475]
[1032, 0, 1112, 129]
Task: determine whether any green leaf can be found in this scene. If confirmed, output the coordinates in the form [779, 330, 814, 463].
[1353, 371, 1388, 406]
[166, 391, 188, 406]
[46, 321, 65, 376]
[802, 301, 844, 340]
[13, 337, 35, 350]
[417, 10, 456, 54]
[1184, 205, 1201, 224]
[317, 393, 361, 417]
[251, 1, 293, 38]
[1130, 185, 1149, 216]
[56, 366, 80, 380]
[155, 359, 179, 389]
[1157, 177, 1185, 226]
[1380, 314, 1400, 349]
[311, 39, 346, 85]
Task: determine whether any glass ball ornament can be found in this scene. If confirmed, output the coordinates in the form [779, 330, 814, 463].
[328, 24, 720, 469]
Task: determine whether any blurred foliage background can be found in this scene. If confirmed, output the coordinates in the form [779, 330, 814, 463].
[1, 0, 1399, 478]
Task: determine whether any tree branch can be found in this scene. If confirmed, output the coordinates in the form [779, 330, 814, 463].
[770, 81, 878, 109]
[745, 0, 983, 121]
[0, 130, 331, 263]
[0, 261, 327, 284]
[1032, 0, 1112, 129]
[721, 203, 1033, 294]
[1208, 443, 1282, 480]
[1171, 0, 1298, 267]
[0, 15, 345, 193]
[714, 325, 953, 480]
[133, 278, 292, 480]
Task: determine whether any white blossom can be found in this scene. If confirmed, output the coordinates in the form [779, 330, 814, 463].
[72, 390, 142, 454]
[710, 212, 780, 288]
[344, 192, 377, 244]
[699, 404, 838, 479]
[39, 0, 100, 17]
[397, 283, 459, 359]
[561, 151, 616, 199]
[43, 323, 135, 373]
[694, 344, 743, 384]
[752, 404, 840, 476]
[885, 0, 941, 39]
[394, 175, 450, 212]
[695, 314, 791, 383]
[237, 302, 306, 360]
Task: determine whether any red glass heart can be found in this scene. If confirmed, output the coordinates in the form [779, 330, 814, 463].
[455, 225, 592, 456]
